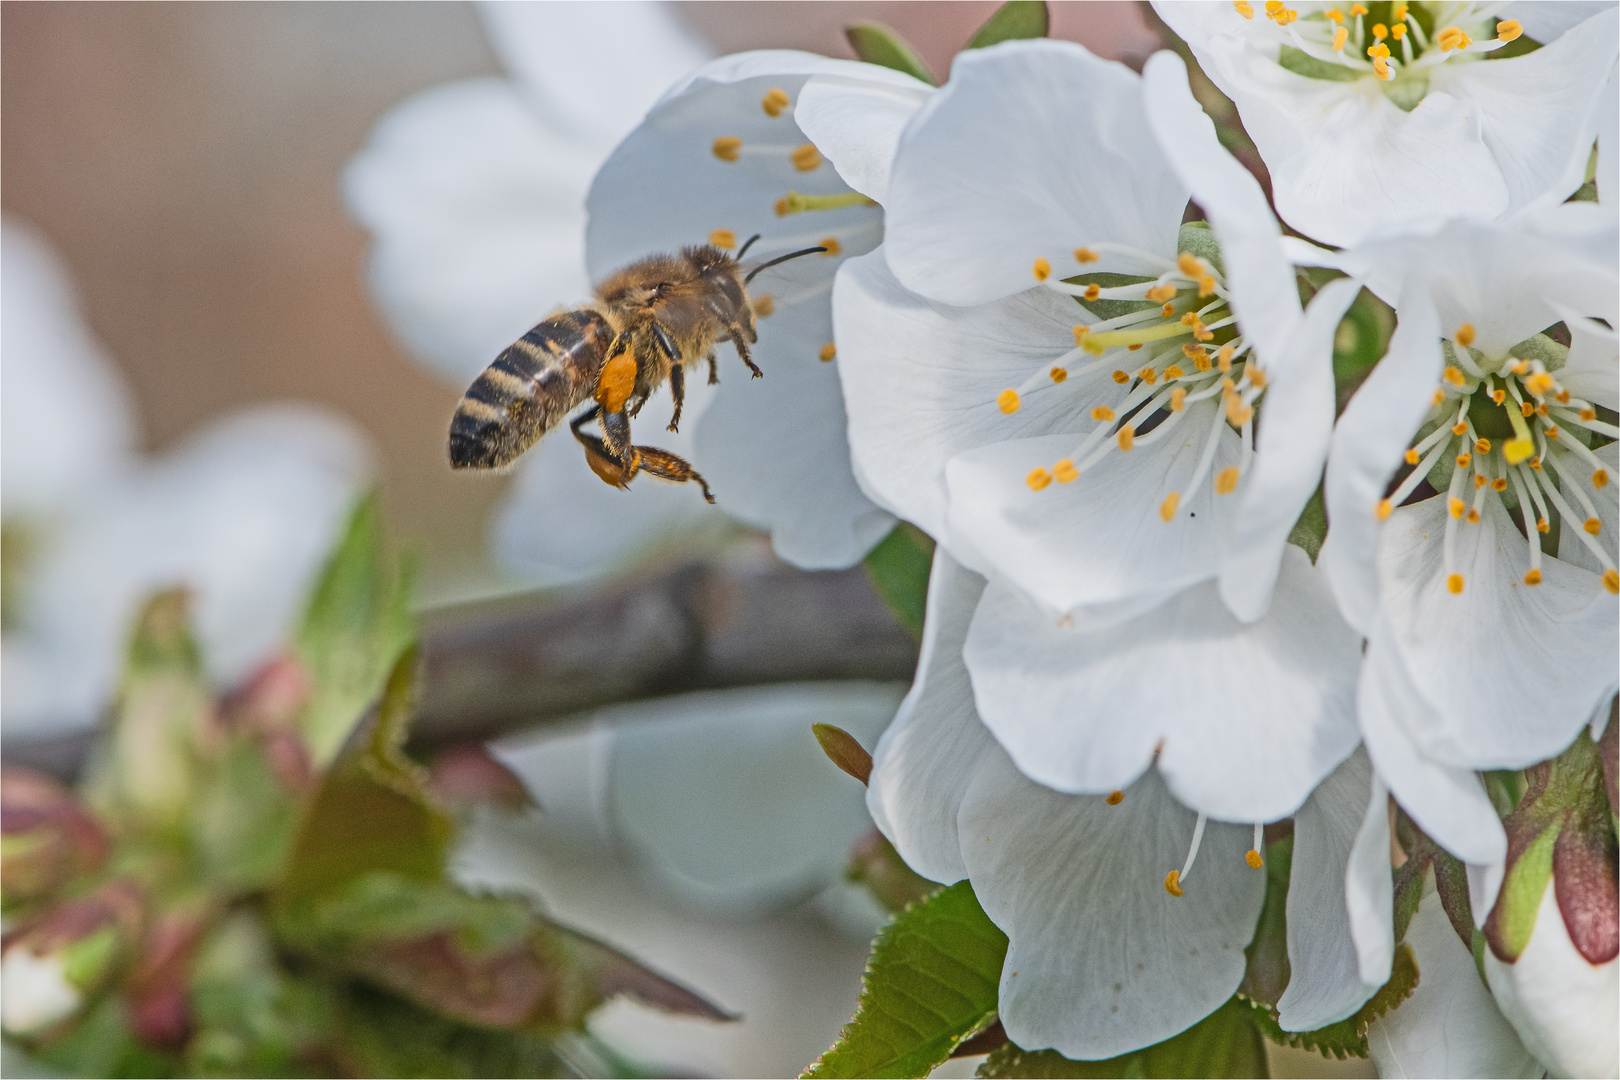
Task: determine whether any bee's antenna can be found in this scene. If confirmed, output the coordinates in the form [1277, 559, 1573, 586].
[735, 233, 763, 260]
[744, 246, 829, 285]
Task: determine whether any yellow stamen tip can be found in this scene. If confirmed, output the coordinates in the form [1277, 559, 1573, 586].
[1160, 492, 1181, 522]
[712, 136, 742, 162]
[1053, 459, 1079, 484]
[1164, 870, 1184, 897]
[1216, 467, 1241, 496]
[1091, 405, 1116, 422]
[1027, 468, 1052, 492]
[1447, 573, 1465, 594]
[1466, 508, 1480, 523]
[1163, 365, 1185, 381]
[774, 196, 790, 217]
[1117, 426, 1136, 452]
[1454, 323, 1476, 347]
[1372, 22, 1387, 39]
[819, 236, 843, 257]
[1073, 325, 1090, 346]
[1376, 498, 1393, 521]
[1594, 470, 1610, 489]
[1491, 478, 1507, 492]
[1139, 366, 1158, 385]
[752, 293, 775, 318]
[1443, 365, 1466, 387]
[1585, 518, 1602, 536]
[1170, 387, 1187, 412]
[1033, 257, 1051, 282]
[1496, 19, 1522, 42]
[1112, 370, 1130, 384]
[1074, 246, 1100, 264]
[790, 143, 823, 172]
[1452, 422, 1469, 436]
[1333, 25, 1348, 50]
[1147, 285, 1177, 303]
[762, 87, 791, 117]
[1106, 790, 1124, 805]
[1177, 252, 1202, 277]
[1404, 448, 1420, 465]
[998, 388, 1021, 414]
[1537, 516, 1550, 533]
[1474, 438, 1491, 454]
[1524, 569, 1542, 586]
[708, 228, 737, 249]
[819, 343, 837, 362]
[1050, 367, 1068, 383]
[1082, 284, 1101, 301]
[1233, 0, 1254, 17]
[1245, 850, 1264, 869]
[1457, 453, 1472, 469]
[1449, 497, 1466, 519]
[1604, 569, 1619, 595]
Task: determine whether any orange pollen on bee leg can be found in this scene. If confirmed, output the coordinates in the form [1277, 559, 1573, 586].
[709, 228, 737, 249]
[1106, 790, 1125, 805]
[1245, 850, 1264, 869]
[1595, 470, 1610, 488]
[1164, 870, 1185, 897]
[790, 143, 823, 171]
[712, 136, 742, 162]
[1405, 448, 1421, 465]
[595, 351, 638, 413]
[1083, 284, 1101, 301]
[1053, 459, 1079, 484]
[1160, 492, 1181, 522]
[1033, 258, 1051, 281]
[1091, 406, 1116, 422]
[1118, 426, 1136, 451]
[1050, 367, 1068, 383]
[1112, 370, 1130, 384]
[1496, 19, 1522, 41]
[818, 236, 843, 257]
[1604, 569, 1619, 594]
[998, 389, 1021, 414]
[1216, 467, 1241, 495]
[1376, 498, 1393, 521]
[761, 87, 791, 116]
[1074, 246, 1100, 264]
[1449, 498, 1466, 519]
[1027, 468, 1053, 491]
[1448, 573, 1465, 594]
[819, 343, 837, 362]
[1524, 569, 1543, 586]
[1585, 518, 1603, 536]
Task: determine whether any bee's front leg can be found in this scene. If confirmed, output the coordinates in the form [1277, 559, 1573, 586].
[667, 361, 686, 432]
[730, 331, 762, 379]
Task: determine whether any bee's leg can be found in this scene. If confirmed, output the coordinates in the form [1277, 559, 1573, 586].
[569, 406, 634, 490]
[729, 331, 763, 379]
[600, 407, 634, 460]
[633, 445, 715, 504]
[667, 360, 687, 432]
[705, 351, 719, 385]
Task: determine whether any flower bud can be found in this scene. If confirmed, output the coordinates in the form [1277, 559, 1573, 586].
[1, 767, 108, 907]
[426, 743, 532, 812]
[0, 880, 142, 1037]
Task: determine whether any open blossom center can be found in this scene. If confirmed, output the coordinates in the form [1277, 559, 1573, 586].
[1009, 246, 1263, 521]
[1378, 322, 1619, 595]
[1232, 1, 1522, 102]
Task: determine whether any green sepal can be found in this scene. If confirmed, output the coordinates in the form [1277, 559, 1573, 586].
[965, 1, 1049, 50]
[293, 491, 415, 767]
[1330, 285, 1394, 414]
[846, 24, 935, 86]
[803, 880, 1007, 1078]
[1067, 272, 1157, 323]
[979, 997, 1268, 1078]
[1286, 485, 1327, 564]
[864, 522, 935, 640]
[1241, 941, 1419, 1060]
[1239, 835, 1293, 1008]
[1276, 46, 1359, 82]
[1177, 220, 1225, 277]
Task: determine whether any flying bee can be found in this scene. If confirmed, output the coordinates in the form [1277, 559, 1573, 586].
[447, 236, 825, 502]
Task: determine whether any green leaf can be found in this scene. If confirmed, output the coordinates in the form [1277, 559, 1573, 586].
[804, 881, 1007, 1078]
[864, 523, 935, 639]
[979, 997, 1269, 1078]
[293, 491, 415, 767]
[1243, 942, 1419, 1060]
[1329, 285, 1394, 414]
[1486, 820, 1558, 961]
[846, 23, 935, 86]
[1286, 485, 1327, 564]
[965, 1, 1049, 49]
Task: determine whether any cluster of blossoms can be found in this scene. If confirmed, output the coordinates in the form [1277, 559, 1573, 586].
[348, 3, 1617, 1077]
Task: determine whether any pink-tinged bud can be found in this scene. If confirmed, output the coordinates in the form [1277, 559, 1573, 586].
[221, 653, 311, 736]
[844, 828, 936, 913]
[1, 767, 109, 906]
[426, 744, 532, 812]
[0, 880, 143, 1036]
[123, 908, 209, 1049]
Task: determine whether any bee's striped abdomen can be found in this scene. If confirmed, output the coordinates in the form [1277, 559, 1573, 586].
[448, 309, 613, 469]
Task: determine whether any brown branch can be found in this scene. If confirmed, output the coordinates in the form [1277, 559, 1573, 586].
[3, 561, 920, 780]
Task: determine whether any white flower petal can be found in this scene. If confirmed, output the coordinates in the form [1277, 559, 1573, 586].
[866, 550, 994, 886]
[343, 78, 600, 385]
[1557, 443, 1618, 577]
[1345, 772, 1395, 987]
[834, 250, 1092, 540]
[961, 760, 1265, 1059]
[964, 546, 1360, 823]
[1378, 496, 1618, 769]
[478, 0, 710, 150]
[1555, 308, 1619, 413]
[794, 73, 931, 205]
[0, 947, 81, 1036]
[1369, 889, 1543, 1079]
[1278, 748, 1382, 1031]
[1321, 281, 1443, 635]
[1358, 618, 1507, 873]
[1506, 1, 1617, 45]
[884, 40, 1188, 306]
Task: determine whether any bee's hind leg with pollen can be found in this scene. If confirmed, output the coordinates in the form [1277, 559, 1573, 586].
[634, 446, 715, 504]
[568, 404, 715, 503]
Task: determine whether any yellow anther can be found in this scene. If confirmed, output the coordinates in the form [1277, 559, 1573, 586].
[1372, 55, 1393, 80]
[1474, 475, 1487, 490]
[1226, 400, 1254, 427]
[1393, 3, 1407, 20]
[819, 236, 843, 257]
[1164, 870, 1185, 897]
[1433, 389, 1446, 406]
[1437, 26, 1472, 50]
[1197, 274, 1216, 297]
[1164, 365, 1185, 381]
[1182, 344, 1207, 361]
[1050, 367, 1068, 383]
[1027, 468, 1053, 491]
[1349, 3, 1367, 14]
[1246, 366, 1267, 390]
[712, 136, 743, 162]
[1443, 366, 1466, 386]
[1547, 426, 1560, 440]
[1449, 497, 1466, 519]
[1333, 25, 1349, 50]
[790, 143, 823, 171]
[1508, 359, 1529, 374]
[1118, 426, 1136, 451]
[1091, 405, 1116, 422]
[1451, 421, 1469, 436]
[1404, 448, 1421, 465]
[1475, 437, 1491, 454]
[819, 343, 837, 362]
[1233, 0, 1254, 16]
[1605, 569, 1619, 595]
[752, 293, 775, 318]
[1074, 246, 1100, 264]
[1368, 41, 1391, 59]
[1112, 370, 1130, 384]
[1448, 573, 1465, 594]
[1491, 388, 1506, 405]
[1454, 323, 1475, 347]
[1376, 498, 1394, 521]
[1245, 850, 1264, 869]
[1161, 302, 1177, 318]
[1524, 569, 1543, 586]
[1177, 252, 1202, 277]
[1106, 790, 1125, 805]
[1073, 325, 1090, 346]
[1217, 345, 1234, 372]
[1129, 343, 1143, 351]
[1054, 459, 1079, 484]
[1537, 403, 1549, 416]
[1581, 407, 1597, 421]
[1585, 517, 1603, 536]
[1496, 19, 1522, 42]
[1170, 387, 1187, 412]
[1595, 469, 1610, 489]
[1556, 388, 1571, 404]
[1160, 492, 1181, 522]
[1456, 452, 1472, 469]
[1033, 257, 1051, 282]
[1491, 477, 1507, 491]
[998, 388, 1021, 414]
[1083, 284, 1101, 301]
[1537, 515, 1550, 533]
[1194, 355, 1212, 373]
[1147, 284, 1178, 303]
[1216, 467, 1241, 495]
[1277, 8, 1297, 25]
[1139, 367, 1158, 385]
[1194, 322, 1214, 343]
[1372, 22, 1388, 39]
[1326, 8, 1343, 22]
[1391, 23, 1406, 40]
[1467, 507, 1481, 522]
[1505, 438, 1534, 464]
[762, 87, 791, 117]
[709, 228, 737, 249]
[774, 196, 790, 216]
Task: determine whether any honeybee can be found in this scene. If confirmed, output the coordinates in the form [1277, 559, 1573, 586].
[447, 236, 824, 502]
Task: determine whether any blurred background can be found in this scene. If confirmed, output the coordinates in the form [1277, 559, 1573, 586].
[2, 5, 1370, 1077]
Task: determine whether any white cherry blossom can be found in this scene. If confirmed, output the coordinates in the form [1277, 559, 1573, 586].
[1154, 1, 1619, 247]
